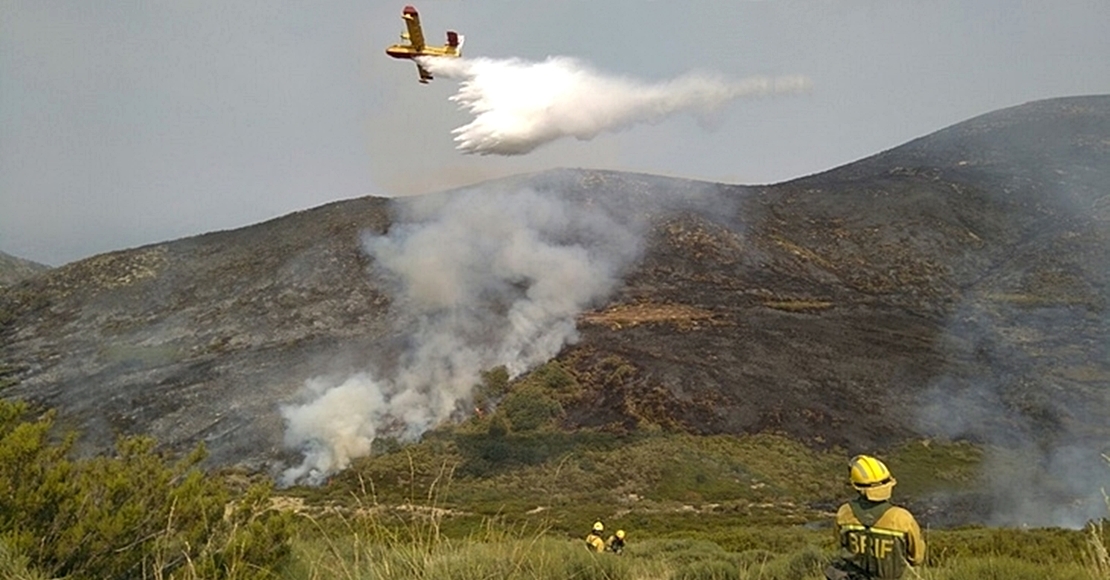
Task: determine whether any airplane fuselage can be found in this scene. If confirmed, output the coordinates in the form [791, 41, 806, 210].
[385, 45, 456, 60]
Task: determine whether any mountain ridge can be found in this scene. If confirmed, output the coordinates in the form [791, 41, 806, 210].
[1, 97, 1107, 498]
[0, 251, 50, 289]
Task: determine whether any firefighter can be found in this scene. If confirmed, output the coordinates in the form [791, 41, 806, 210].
[605, 529, 626, 554]
[825, 455, 925, 580]
[585, 521, 606, 553]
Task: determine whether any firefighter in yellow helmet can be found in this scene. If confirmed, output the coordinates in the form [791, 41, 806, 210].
[585, 521, 606, 553]
[825, 455, 925, 580]
[605, 529, 626, 554]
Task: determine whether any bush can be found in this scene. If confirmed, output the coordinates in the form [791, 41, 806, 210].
[500, 388, 562, 432]
[0, 537, 48, 580]
[0, 399, 293, 579]
[472, 366, 510, 411]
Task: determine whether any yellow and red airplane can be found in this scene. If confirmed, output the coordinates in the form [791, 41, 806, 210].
[385, 5, 463, 84]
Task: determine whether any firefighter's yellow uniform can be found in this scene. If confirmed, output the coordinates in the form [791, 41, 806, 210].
[605, 529, 626, 554]
[585, 521, 606, 553]
[829, 455, 925, 580]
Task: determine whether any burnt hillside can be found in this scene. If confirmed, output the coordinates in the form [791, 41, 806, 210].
[1, 95, 1108, 476]
[569, 96, 1110, 455]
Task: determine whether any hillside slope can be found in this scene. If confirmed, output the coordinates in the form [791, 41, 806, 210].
[569, 96, 1109, 454]
[1, 96, 1107, 492]
[0, 251, 50, 289]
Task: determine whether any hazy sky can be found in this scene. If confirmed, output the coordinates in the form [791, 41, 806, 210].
[3, 0, 1108, 266]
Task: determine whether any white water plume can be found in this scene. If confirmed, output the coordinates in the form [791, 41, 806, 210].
[420, 56, 811, 155]
[279, 183, 652, 486]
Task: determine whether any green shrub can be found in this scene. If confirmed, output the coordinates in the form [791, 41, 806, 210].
[500, 387, 563, 432]
[527, 361, 578, 394]
[0, 537, 48, 580]
[487, 413, 510, 437]
[0, 399, 293, 579]
[472, 366, 510, 411]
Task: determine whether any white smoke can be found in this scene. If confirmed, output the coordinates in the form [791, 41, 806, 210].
[916, 303, 1110, 528]
[419, 56, 811, 155]
[279, 183, 652, 486]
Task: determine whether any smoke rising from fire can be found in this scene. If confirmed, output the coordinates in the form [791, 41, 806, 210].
[279, 178, 683, 485]
[419, 56, 810, 155]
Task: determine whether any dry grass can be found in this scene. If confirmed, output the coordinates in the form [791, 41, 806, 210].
[579, 302, 720, 330]
[761, 300, 834, 312]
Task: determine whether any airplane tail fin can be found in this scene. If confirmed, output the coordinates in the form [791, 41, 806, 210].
[446, 31, 463, 55]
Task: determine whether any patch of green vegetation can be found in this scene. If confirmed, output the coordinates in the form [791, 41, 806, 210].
[287, 531, 637, 580]
[499, 386, 563, 431]
[927, 526, 1097, 566]
[7, 392, 1098, 578]
[471, 366, 510, 412]
[315, 429, 857, 536]
[0, 536, 49, 580]
[281, 511, 1106, 580]
[922, 555, 1089, 580]
[0, 398, 293, 580]
[303, 520, 1109, 580]
[885, 439, 984, 497]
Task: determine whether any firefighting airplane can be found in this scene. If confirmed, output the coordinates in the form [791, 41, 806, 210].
[384, 5, 463, 84]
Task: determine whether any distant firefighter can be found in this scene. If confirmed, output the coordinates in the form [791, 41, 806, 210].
[585, 521, 606, 553]
[605, 529, 626, 554]
[825, 455, 925, 580]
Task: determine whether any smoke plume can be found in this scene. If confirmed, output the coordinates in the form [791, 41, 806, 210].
[280, 179, 669, 486]
[419, 56, 810, 155]
[916, 296, 1110, 528]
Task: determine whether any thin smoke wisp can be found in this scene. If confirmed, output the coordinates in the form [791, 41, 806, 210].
[420, 55, 810, 155]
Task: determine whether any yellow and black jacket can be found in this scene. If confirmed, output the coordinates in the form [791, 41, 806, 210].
[834, 498, 925, 579]
[585, 532, 606, 553]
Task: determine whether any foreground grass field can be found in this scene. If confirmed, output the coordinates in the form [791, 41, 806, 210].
[270, 421, 1109, 580]
[277, 515, 1108, 580]
[2, 391, 1107, 579]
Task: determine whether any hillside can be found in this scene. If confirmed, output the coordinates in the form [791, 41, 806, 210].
[0, 251, 50, 289]
[569, 96, 1109, 450]
[1, 96, 1108, 526]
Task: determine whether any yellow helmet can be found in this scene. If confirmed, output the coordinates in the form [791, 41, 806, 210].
[849, 455, 896, 501]
[615, 529, 626, 539]
[592, 521, 604, 532]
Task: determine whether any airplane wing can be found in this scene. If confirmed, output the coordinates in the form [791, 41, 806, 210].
[402, 6, 426, 51]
